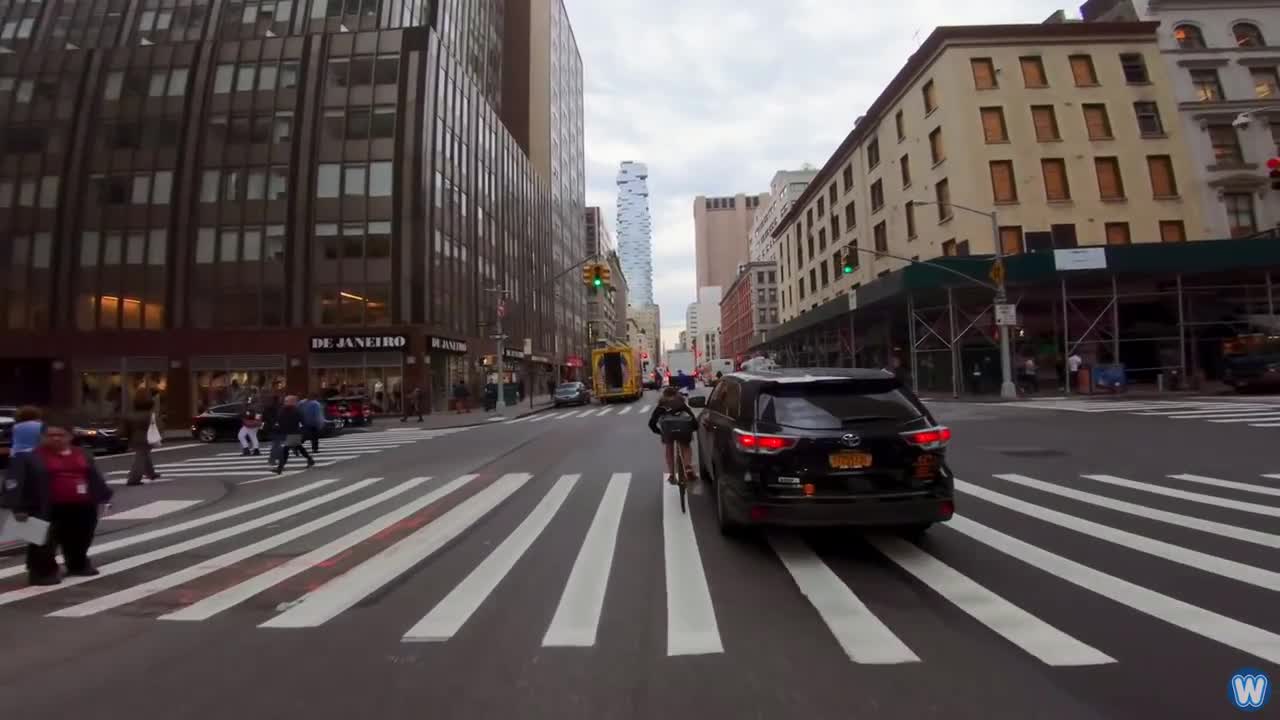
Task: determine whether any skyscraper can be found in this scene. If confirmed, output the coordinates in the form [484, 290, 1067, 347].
[693, 192, 769, 294]
[616, 161, 653, 305]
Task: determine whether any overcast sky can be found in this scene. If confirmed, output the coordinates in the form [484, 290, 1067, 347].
[563, 0, 1080, 351]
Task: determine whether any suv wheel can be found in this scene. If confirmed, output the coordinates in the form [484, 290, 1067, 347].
[196, 426, 218, 443]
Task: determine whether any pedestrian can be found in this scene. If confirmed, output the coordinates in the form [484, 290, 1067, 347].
[401, 386, 424, 422]
[238, 403, 261, 456]
[261, 394, 282, 467]
[121, 397, 161, 486]
[1, 418, 113, 586]
[9, 405, 43, 456]
[300, 392, 325, 454]
[271, 395, 313, 475]
[452, 379, 470, 414]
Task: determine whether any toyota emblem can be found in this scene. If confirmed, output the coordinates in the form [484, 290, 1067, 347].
[840, 433, 861, 447]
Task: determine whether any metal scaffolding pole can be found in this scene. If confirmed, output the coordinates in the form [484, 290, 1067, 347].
[948, 287, 959, 399]
[907, 295, 918, 394]
[1177, 273, 1187, 379]
[1111, 274, 1121, 364]
[1061, 277, 1070, 395]
[849, 311, 857, 367]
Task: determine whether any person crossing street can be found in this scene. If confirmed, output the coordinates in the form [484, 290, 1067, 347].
[299, 393, 325, 454]
[238, 404, 261, 456]
[270, 395, 313, 475]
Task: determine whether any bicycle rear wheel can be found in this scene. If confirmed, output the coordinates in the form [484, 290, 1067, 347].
[676, 462, 687, 513]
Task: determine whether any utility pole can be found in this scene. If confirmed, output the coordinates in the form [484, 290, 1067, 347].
[486, 286, 509, 414]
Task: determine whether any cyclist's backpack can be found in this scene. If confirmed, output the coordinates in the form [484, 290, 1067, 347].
[658, 413, 696, 443]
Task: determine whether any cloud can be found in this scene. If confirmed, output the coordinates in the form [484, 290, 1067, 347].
[564, 0, 1077, 352]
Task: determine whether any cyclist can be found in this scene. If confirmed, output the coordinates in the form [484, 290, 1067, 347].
[647, 386, 697, 485]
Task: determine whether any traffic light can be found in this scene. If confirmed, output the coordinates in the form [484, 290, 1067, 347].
[840, 246, 855, 274]
[582, 262, 595, 287]
[591, 265, 603, 287]
[1269, 157, 1280, 190]
[599, 264, 611, 287]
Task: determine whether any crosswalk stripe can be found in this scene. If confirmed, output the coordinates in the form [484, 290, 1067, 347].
[947, 515, 1280, 665]
[1250, 423, 1280, 427]
[770, 534, 918, 664]
[49, 476, 418, 618]
[617, 405, 633, 415]
[543, 472, 630, 647]
[1138, 407, 1265, 416]
[554, 410, 578, 419]
[0, 478, 380, 607]
[577, 408, 598, 418]
[596, 407, 614, 416]
[993, 474, 1280, 549]
[958, 480, 1280, 592]
[261, 473, 532, 629]
[1206, 413, 1280, 422]
[102, 500, 202, 520]
[639, 404, 653, 413]
[869, 536, 1113, 666]
[143, 454, 362, 469]
[1167, 474, 1280, 498]
[1082, 474, 1280, 518]
[110, 466, 339, 479]
[239, 471, 305, 485]
[161, 475, 476, 622]
[663, 482, 721, 656]
[403, 474, 579, 642]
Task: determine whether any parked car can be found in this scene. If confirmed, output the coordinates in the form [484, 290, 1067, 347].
[72, 420, 130, 455]
[191, 403, 343, 443]
[691, 368, 954, 537]
[553, 382, 591, 407]
[326, 395, 373, 427]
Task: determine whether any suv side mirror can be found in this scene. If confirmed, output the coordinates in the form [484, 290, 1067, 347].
[687, 395, 706, 408]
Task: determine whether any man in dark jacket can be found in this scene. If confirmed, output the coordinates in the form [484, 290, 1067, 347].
[1, 419, 113, 585]
[270, 395, 313, 474]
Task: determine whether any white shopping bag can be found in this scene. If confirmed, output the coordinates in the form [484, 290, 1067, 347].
[146, 412, 162, 447]
[0, 510, 50, 545]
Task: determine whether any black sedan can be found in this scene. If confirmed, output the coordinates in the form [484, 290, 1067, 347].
[692, 368, 954, 538]
[191, 403, 343, 443]
[72, 422, 130, 455]
[553, 382, 591, 407]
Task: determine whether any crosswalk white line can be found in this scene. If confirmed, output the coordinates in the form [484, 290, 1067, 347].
[543, 473, 630, 647]
[102, 500, 202, 521]
[616, 405, 633, 416]
[0, 478, 380, 606]
[239, 471, 304, 485]
[869, 536, 1113, 666]
[110, 467, 337, 479]
[596, 407, 614, 416]
[0, 477, 343, 580]
[639, 404, 653, 413]
[770, 534, 918, 664]
[1251, 423, 1280, 427]
[663, 482, 721, 656]
[947, 515, 1280, 665]
[107, 477, 176, 485]
[554, 410, 579, 419]
[161, 475, 476, 622]
[1168, 474, 1280, 498]
[576, 408, 597, 418]
[529, 412, 559, 423]
[403, 474, 579, 642]
[1208, 414, 1280, 423]
[261, 473, 532, 629]
[1082, 474, 1280, 518]
[958, 481, 1280, 592]
[49, 476, 416, 618]
[993, 474, 1280, 549]
[127, 455, 361, 470]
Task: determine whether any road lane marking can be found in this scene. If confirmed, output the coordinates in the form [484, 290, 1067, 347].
[0, 478, 378, 606]
[129, 454, 361, 469]
[574, 409, 596, 418]
[101, 500, 202, 521]
[239, 471, 305, 485]
[769, 534, 918, 664]
[596, 407, 614, 416]
[1208, 414, 1280, 423]
[947, 515, 1280, 665]
[162, 475, 476, 621]
[993, 474, 1280, 549]
[1082, 474, 1280, 518]
[870, 535, 1113, 666]
[617, 405, 633, 415]
[1137, 406, 1269, 416]
[1168, 474, 1280, 498]
[261, 473, 532, 629]
[958, 481, 1280, 592]
[50, 477, 414, 618]
[543, 473, 630, 647]
[663, 484, 721, 656]
[403, 474, 578, 642]
[639, 405, 653, 413]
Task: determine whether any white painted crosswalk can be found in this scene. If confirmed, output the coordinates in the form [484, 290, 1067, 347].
[1010, 397, 1280, 429]
[502, 403, 653, 425]
[2, 464, 1276, 669]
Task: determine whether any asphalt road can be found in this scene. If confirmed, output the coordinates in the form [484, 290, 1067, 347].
[0, 390, 1276, 719]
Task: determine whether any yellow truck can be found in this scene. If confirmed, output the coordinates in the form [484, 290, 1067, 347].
[591, 345, 643, 403]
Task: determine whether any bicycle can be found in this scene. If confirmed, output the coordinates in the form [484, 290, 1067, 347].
[659, 417, 697, 514]
[669, 442, 692, 513]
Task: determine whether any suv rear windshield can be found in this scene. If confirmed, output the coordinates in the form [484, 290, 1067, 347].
[758, 379, 923, 430]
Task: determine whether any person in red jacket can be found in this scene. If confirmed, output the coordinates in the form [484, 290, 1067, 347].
[0, 418, 113, 586]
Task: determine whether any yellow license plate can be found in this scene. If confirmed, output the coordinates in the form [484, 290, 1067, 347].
[829, 451, 872, 470]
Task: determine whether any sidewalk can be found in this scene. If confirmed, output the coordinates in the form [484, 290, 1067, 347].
[922, 386, 1234, 403]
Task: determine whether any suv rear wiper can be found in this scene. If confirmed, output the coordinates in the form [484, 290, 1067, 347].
[838, 415, 897, 423]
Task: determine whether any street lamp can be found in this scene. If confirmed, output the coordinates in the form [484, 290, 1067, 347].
[910, 200, 1017, 400]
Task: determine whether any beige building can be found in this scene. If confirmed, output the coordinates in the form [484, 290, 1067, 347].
[585, 207, 628, 344]
[695, 193, 770, 293]
[774, 21, 1205, 322]
[626, 303, 661, 370]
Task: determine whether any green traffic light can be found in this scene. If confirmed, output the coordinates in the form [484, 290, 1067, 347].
[593, 278, 602, 287]
[842, 265, 853, 274]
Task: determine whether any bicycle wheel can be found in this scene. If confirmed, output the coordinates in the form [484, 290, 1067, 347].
[676, 461, 687, 514]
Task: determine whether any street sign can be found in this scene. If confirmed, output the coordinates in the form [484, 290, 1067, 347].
[989, 258, 1006, 287]
[995, 303, 1018, 326]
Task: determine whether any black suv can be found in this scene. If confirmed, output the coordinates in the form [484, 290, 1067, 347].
[690, 368, 954, 536]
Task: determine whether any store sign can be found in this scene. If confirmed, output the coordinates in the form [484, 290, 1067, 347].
[530, 354, 551, 364]
[310, 334, 408, 352]
[427, 335, 468, 354]
[503, 348, 525, 361]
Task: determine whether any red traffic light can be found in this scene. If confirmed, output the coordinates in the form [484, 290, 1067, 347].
[641, 352, 648, 359]
[1268, 157, 1280, 170]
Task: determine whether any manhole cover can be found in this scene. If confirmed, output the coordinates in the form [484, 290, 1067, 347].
[998, 449, 1068, 458]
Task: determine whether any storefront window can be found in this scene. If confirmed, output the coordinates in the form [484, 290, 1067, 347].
[311, 367, 402, 414]
[80, 370, 168, 420]
[193, 370, 285, 412]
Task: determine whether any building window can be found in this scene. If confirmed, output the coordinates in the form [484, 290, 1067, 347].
[213, 62, 298, 93]
[894, 109, 906, 142]
[90, 172, 172, 206]
[328, 55, 400, 88]
[1146, 155, 1178, 197]
[1208, 125, 1244, 165]
[818, 228, 827, 252]
[971, 58, 996, 89]
[324, 106, 397, 140]
[980, 107, 1008, 143]
[1083, 104, 1113, 140]
[873, 222, 887, 253]
[928, 127, 944, 164]
[899, 155, 911, 187]
[1041, 159, 1071, 201]
[1020, 56, 1047, 88]
[1160, 220, 1187, 243]
[1234, 22, 1265, 47]
[1174, 24, 1205, 49]
[844, 201, 856, 229]
[808, 268, 816, 294]
[76, 230, 168, 331]
[1094, 158, 1124, 200]
[831, 214, 840, 238]
[316, 161, 393, 197]
[942, 239, 957, 256]
[820, 261, 829, 287]
[1190, 69, 1224, 102]
[870, 180, 884, 212]
[1104, 222, 1131, 246]
[999, 226, 1022, 255]
[105, 68, 190, 99]
[935, 179, 951, 221]
[0, 18, 35, 40]
[1252, 68, 1280, 99]
[1224, 193, 1257, 237]
[1120, 53, 1149, 83]
[989, 160, 1017, 203]
[1069, 55, 1098, 86]
[1133, 102, 1164, 136]
[210, 111, 295, 145]
[1031, 105, 1060, 141]
[842, 164, 853, 192]
[922, 80, 937, 113]
[817, 197, 825, 217]
[807, 234, 814, 259]
[828, 183, 837, 205]
[905, 201, 916, 238]
[867, 137, 880, 168]
[200, 168, 288, 202]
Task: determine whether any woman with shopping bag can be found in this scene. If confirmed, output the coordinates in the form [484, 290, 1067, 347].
[121, 398, 162, 486]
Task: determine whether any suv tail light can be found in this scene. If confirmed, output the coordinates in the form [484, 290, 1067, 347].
[733, 428, 797, 454]
[901, 426, 951, 450]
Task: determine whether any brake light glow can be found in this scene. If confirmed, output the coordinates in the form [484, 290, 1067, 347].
[902, 426, 952, 449]
[733, 429, 797, 453]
